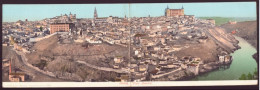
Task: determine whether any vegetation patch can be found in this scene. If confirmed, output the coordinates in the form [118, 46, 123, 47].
[33, 60, 47, 70]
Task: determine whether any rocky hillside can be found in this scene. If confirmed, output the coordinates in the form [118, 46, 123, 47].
[25, 34, 128, 81]
[204, 27, 239, 53]
[175, 26, 239, 63]
[221, 21, 257, 48]
[221, 21, 258, 62]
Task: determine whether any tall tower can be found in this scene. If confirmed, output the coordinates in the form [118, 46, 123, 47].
[181, 5, 184, 15]
[94, 7, 98, 19]
[165, 5, 169, 16]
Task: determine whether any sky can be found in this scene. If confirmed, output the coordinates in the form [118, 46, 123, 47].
[3, 2, 257, 22]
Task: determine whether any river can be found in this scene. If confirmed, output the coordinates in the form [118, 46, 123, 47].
[192, 36, 257, 80]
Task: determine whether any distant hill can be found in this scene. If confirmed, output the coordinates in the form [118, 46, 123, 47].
[198, 17, 256, 26]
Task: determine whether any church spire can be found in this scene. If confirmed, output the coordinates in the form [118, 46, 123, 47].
[94, 7, 98, 18]
[165, 5, 169, 16]
[182, 5, 184, 9]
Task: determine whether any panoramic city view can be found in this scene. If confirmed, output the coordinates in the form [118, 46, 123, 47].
[2, 2, 258, 83]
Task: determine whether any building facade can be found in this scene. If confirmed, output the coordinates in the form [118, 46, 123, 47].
[93, 7, 123, 24]
[50, 23, 75, 34]
[165, 6, 184, 17]
[49, 13, 76, 23]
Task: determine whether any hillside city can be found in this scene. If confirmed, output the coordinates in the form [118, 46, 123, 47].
[2, 6, 238, 82]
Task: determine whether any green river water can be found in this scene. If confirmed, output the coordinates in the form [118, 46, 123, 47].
[192, 36, 258, 80]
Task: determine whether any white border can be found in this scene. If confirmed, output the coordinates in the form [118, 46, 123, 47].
[2, 80, 258, 88]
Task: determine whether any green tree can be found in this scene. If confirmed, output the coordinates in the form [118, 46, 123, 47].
[247, 72, 253, 80]
[40, 26, 43, 32]
[239, 74, 247, 80]
[253, 68, 258, 79]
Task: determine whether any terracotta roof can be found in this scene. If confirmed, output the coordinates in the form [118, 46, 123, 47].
[9, 72, 25, 75]
[188, 64, 197, 66]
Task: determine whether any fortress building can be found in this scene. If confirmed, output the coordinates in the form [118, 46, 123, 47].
[50, 23, 75, 34]
[49, 12, 76, 23]
[165, 5, 184, 17]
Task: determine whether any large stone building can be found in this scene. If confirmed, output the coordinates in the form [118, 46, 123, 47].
[92, 7, 123, 25]
[49, 12, 76, 23]
[165, 6, 184, 17]
[50, 23, 75, 34]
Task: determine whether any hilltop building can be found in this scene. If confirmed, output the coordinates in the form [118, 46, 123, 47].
[92, 7, 123, 25]
[49, 12, 76, 23]
[50, 23, 75, 34]
[165, 5, 184, 17]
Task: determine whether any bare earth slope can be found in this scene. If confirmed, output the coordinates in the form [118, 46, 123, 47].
[221, 21, 257, 48]
[175, 27, 238, 63]
[25, 34, 128, 81]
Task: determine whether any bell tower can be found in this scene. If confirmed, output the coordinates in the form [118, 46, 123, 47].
[94, 7, 98, 19]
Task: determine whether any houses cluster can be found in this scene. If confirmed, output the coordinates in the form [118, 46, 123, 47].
[218, 51, 232, 64]
[2, 7, 228, 82]
[2, 20, 46, 53]
[126, 15, 215, 81]
[180, 56, 202, 75]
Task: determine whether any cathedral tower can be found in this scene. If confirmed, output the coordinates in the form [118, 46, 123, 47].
[94, 7, 98, 19]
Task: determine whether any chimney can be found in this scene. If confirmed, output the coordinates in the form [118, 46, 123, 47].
[9, 58, 12, 74]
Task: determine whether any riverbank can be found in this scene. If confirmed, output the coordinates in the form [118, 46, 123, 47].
[163, 35, 250, 81]
[220, 21, 258, 63]
[151, 36, 241, 81]
[190, 36, 257, 80]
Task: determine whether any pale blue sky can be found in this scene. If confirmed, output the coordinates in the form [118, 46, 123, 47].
[3, 2, 257, 22]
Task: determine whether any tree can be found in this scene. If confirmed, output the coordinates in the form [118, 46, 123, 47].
[40, 26, 43, 32]
[253, 68, 258, 79]
[239, 73, 247, 80]
[247, 72, 253, 80]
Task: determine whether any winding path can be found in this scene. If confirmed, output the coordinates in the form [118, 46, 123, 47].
[151, 68, 182, 79]
[13, 49, 56, 77]
[76, 61, 129, 73]
[11, 48, 73, 81]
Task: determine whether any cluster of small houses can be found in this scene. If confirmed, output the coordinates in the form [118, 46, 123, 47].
[218, 51, 233, 64]
[2, 10, 228, 82]
[2, 19, 53, 54]
[112, 51, 232, 82]
[78, 29, 129, 47]
[111, 54, 203, 82]
[107, 15, 226, 82]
